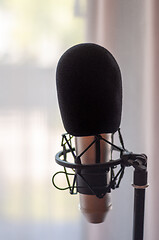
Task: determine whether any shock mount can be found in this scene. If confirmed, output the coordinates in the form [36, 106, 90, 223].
[52, 129, 148, 240]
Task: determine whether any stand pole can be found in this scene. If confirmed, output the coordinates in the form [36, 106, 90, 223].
[132, 168, 148, 240]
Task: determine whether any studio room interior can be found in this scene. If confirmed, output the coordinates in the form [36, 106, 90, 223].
[0, 1, 158, 240]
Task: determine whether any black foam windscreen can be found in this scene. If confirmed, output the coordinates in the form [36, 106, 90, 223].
[56, 43, 122, 136]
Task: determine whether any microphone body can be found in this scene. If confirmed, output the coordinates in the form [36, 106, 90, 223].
[75, 134, 112, 223]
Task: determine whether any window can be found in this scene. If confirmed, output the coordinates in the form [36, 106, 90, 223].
[0, 1, 86, 239]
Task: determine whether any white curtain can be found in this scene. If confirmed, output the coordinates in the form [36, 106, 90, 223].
[144, 1, 159, 240]
[85, 1, 159, 240]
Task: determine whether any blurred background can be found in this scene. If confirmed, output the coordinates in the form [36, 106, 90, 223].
[0, 0, 158, 240]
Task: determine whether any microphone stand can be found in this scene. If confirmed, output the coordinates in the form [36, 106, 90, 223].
[122, 153, 148, 240]
[132, 160, 148, 240]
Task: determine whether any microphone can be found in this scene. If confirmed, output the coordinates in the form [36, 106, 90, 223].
[55, 43, 122, 223]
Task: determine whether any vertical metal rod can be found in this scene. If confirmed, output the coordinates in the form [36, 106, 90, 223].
[132, 169, 148, 240]
[133, 188, 145, 240]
